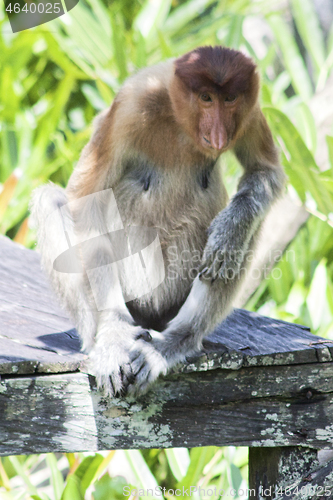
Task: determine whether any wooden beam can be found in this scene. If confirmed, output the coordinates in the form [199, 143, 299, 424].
[249, 447, 333, 499]
[2, 360, 333, 455]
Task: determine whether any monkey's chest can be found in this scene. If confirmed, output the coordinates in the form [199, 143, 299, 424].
[113, 163, 223, 233]
[112, 164, 225, 324]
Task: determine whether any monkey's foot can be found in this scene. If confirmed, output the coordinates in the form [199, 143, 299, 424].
[127, 335, 177, 394]
[87, 327, 151, 397]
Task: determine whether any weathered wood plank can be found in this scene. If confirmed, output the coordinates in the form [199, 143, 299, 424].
[249, 447, 333, 500]
[249, 447, 318, 500]
[0, 235, 80, 374]
[0, 373, 97, 455]
[0, 336, 82, 375]
[2, 361, 333, 455]
[1, 235, 331, 378]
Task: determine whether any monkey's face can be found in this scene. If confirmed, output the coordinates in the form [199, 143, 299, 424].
[172, 45, 260, 157]
[170, 81, 246, 158]
[196, 91, 242, 154]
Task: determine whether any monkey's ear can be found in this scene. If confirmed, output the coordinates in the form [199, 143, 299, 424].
[233, 106, 279, 171]
[67, 103, 120, 199]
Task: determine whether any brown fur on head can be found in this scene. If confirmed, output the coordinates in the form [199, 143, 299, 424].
[170, 46, 259, 156]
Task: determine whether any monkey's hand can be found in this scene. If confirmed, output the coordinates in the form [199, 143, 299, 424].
[198, 207, 256, 282]
[127, 330, 189, 394]
[86, 325, 153, 397]
[127, 275, 234, 393]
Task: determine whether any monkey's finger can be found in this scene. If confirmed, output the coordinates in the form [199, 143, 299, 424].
[109, 371, 123, 397]
[121, 363, 134, 380]
[219, 265, 230, 281]
[199, 269, 212, 281]
[198, 266, 208, 278]
[120, 364, 136, 389]
[127, 379, 151, 396]
[130, 352, 147, 376]
[127, 365, 154, 396]
[219, 259, 242, 281]
[129, 344, 144, 363]
[135, 330, 152, 342]
[198, 254, 214, 273]
[199, 266, 216, 281]
[210, 257, 224, 281]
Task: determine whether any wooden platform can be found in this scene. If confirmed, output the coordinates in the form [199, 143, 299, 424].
[1, 234, 333, 459]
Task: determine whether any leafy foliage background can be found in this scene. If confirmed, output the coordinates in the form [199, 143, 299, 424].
[0, 0, 333, 498]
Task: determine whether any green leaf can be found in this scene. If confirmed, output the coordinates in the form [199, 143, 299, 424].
[93, 474, 128, 500]
[326, 136, 333, 175]
[165, 448, 190, 482]
[292, 102, 317, 154]
[82, 84, 107, 111]
[178, 447, 217, 488]
[156, 29, 173, 59]
[124, 450, 160, 490]
[164, 0, 215, 38]
[271, 71, 291, 104]
[229, 463, 243, 492]
[263, 107, 333, 215]
[73, 454, 104, 494]
[6, 456, 38, 496]
[61, 475, 84, 500]
[46, 454, 65, 500]
[285, 281, 306, 318]
[58, 2, 111, 68]
[134, 0, 172, 39]
[110, 14, 128, 82]
[28, 72, 76, 172]
[306, 259, 330, 330]
[317, 45, 333, 91]
[85, 0, 112, 38]
[133, 30, 148, 68]
[224, 14, 244, 49]
[267, 15, 313, 101]
[290, 0, 326, 76]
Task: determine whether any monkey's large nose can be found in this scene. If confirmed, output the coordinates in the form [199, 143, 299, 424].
[210, 126, 226, 150]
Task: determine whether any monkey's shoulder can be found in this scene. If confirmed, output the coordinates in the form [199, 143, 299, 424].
[117, 60, 175, 118]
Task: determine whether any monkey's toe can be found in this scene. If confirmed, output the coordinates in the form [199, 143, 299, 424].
[135, 330, 152, 342]
[127, 341, 169, 394]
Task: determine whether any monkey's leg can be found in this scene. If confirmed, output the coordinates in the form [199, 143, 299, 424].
[31, 184, 149, 396]
[85, 261, 154, 396]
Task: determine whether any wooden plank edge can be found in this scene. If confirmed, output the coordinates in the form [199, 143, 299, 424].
[1, 362, 333, 454]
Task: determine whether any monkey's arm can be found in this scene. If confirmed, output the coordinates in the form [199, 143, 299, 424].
[129, 108, 285, 393]
[199, 106, 286, 281]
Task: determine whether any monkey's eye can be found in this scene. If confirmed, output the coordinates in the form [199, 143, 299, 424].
[200, 93, 212, 102]
[225, 95, 237, 103]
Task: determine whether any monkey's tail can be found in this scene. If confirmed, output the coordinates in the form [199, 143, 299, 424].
[30, 182, 73, 295]
[30, 182, 67, 227]
[30, 182, 71, 266]
[30, 183, 97, 350]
